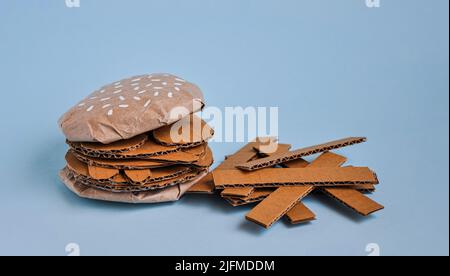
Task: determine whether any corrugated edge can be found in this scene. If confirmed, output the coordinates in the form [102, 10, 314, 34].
[237, 137, 367, 171]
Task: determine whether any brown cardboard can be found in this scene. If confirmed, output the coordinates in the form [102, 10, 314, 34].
[223, 189, 275, 207]
[60, 167, 207, 204]
[59, 73, 205, 144]
[186, 173, 215, 194]
[68, 137, 180, 159]
[68, 167, 205, 192]
[71, 151, 171, 170]
[305, 152, 383, 216]
[65, 151, 89, 177]
[87, 165, 119, 180]
[322, 188, 384, 216]
[124, 169, 152, 183]
[237, 137, 367, 171]
[306, 151, 347, 167]
[219, 139, 291, 197]
[245, 186, 315, 228]
[354, 184, 376, 192]
[281, 158, 310, 168]
[285, 203, 316, 224]
[78, 133, 148, 153]
[213, 167, 379, 188]
[192, 146, 214, 168]
[67, 150, 196, 185]
[253, 143, 292, 157]
[153, 115, 214, 147]
[221, 187, 255, 198]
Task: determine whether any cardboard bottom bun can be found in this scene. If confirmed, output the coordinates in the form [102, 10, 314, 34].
[59, 167, 208, 204]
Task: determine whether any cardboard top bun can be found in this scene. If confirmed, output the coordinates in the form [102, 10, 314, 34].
[59, 73, 205, 144]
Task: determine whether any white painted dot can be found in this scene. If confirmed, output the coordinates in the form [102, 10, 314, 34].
[100, 97, 111, 102]
[113, 90, 122, 94]
[144, 99, 151, 107]
[134, 87, 140, 91]
[131, 83, 140, 86]
[152, 79, 161, 82]
[133, 96, 141, 101]
[102, 104, 112, 109]
[78, 103, 86, 107]
[119, 96, 125, 101]
[168, 92, 173, 98]
[162, 82, 168, 86]
[115, 85, 123, 89]
[174, 87, 180, 91]
[145, 83, 153, 87]
[175, 78, 186, 83]
[87, 106, 94, 112]
[107, 109, 113, 116]
[138, 90, 147, 94]
[114, 82, 121, 86]
[154, 87, 163, 90]
[100, 89, 106, 93]
[119, 104, 129, 108]
[90, 96, 98, 100]
[131, 78, 141, 82]
[174, 83, 183, 86]
[154, 92, 159, 96]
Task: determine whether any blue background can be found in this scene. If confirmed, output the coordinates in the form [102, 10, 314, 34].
[0, 0, 448, 256]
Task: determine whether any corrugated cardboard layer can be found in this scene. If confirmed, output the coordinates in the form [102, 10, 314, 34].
[60, 167, 206, 204]
[322, 187, 384, 216]
[74, 133, 149, 154]
[68, 138, 180, 159]
[223, 189, 275, 207]
[87, 165, 119, 180]
[68, 167, 205, 192]
[153, 115, 214, 147]
[237, 137, 367, 171]
[253, 143, 292, 157]
[66, 151, 196, 185]
[186, 172, 215, 194]
[306, 151, 347, 168]
[245, 186, 315, 228]
[124, 169, 152, 183]
[217, 139, 291, 196]
[221, 187, 255, 198]
[72, 152, 171, 170]
[213, 167, 379, 188]
[305, 152, 383, 215]
[192, 146, 214, 168]
[285, 203, 316, 224]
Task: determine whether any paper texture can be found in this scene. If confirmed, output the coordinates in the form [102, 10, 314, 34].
[60, 167, 206, 204]
[59, 74, 205, 144]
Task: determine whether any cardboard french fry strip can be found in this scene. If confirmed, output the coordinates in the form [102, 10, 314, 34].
[285, 203, 316, 224]
[236, 137, 367, 171]
[213, 167, 379, 189]
[219, 140, 291, 197]
[322, 188, 384, 216]
[304, 152, 384, 216]
[245, 186, 315, 228]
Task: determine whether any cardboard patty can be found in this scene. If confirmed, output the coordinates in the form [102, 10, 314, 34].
[59, 74, 205, 144]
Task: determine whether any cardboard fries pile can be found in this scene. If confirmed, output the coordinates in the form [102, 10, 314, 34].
[190, 137, 384, 229]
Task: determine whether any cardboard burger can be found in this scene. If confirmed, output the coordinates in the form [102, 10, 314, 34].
[58, 74, 214, 204]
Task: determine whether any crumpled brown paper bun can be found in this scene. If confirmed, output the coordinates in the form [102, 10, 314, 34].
[59, 74, 205, 144]
[59, 167, 206, 204]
